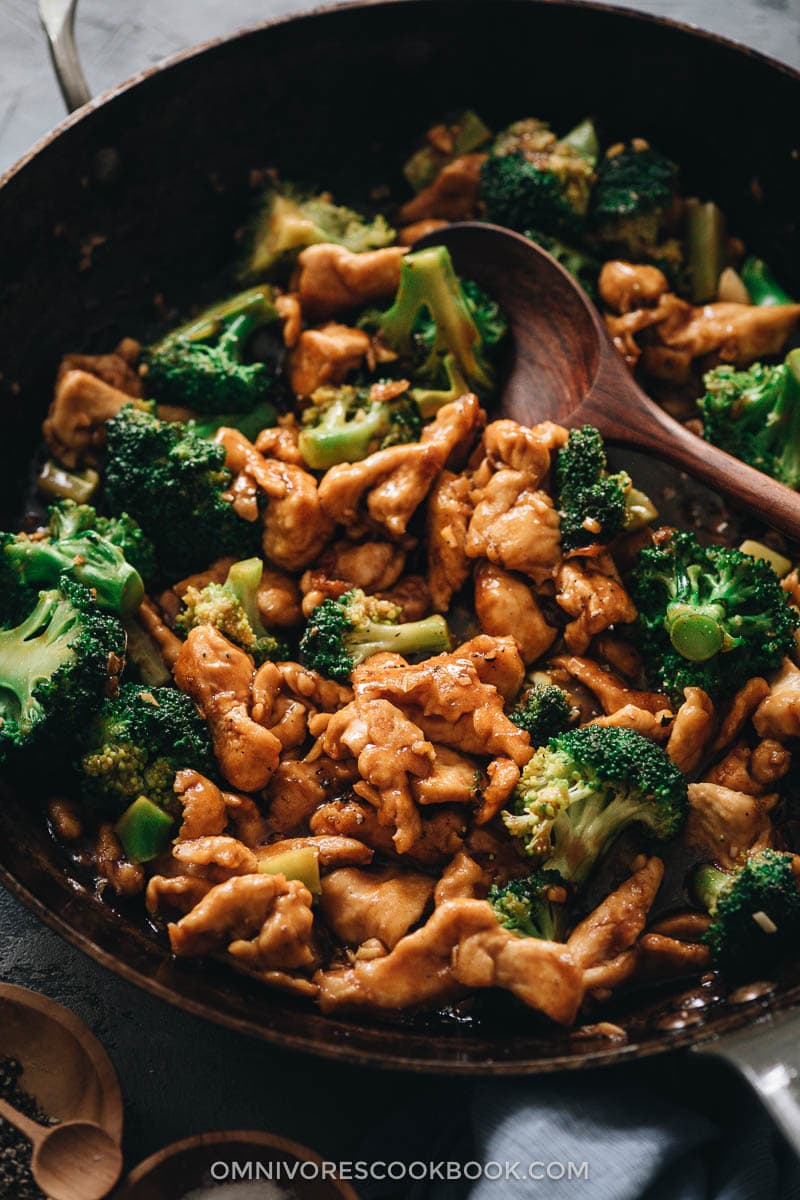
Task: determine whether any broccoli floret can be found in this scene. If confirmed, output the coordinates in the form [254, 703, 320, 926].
[693, 850, 800, 975]
[697, 350, 800, 489]
[176, 557, 288, 664]
[298, 384, 423, 470]
[510, 684, 575, 745]
[143, 287, 279, 415]
[240, 182, 396, 279]
[104, 406, 259, 577]
[630, 530, 798, 702]
[480, 118, 597, 238]
[488, 869, 568, 940]
[741, 256, 795, 307]
[300, 587, 451, 682]
[0, 575, 125, 762]
[78, 682, 215, 814]
[589, 141, 682, 270]
[503, 725, 687, 885]
[0, 507, 145, 620]
[47, 500, 157, 582]
[555, 425, 634, 551]
[525, 230, 601, 298]
[362, 246, 506, 416]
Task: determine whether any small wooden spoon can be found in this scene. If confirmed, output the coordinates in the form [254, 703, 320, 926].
[0, 1096, 122, 1200]
[415, 222, 800, 539]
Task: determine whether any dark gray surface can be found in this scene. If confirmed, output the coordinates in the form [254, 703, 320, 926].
[1, 0, 800, 1180]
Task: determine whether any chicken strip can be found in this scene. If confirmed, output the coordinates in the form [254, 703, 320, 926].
[310, 799, 466, 866]
[258, 835, 372, 870]
[320, 866, 434, 949]
[551, 655, 668, 716]
[216, 428, 335, 571]
[555, 555, 638, 654]
[316, 897, 582, 1024]
[318, 394, 484, 539]
[467, 474, 561, 584]
[287, 323, 371, 398]
[686, 782, 777, 869]
[293, 243, 407, 319]
[568, 857, 664, 972]
[397, 153, 487, 224]
[434, 851, 489, 904]
[173, 626, 282, 792]
[666, 687, 714, 774]
[427, 469, 474, 613]
[44, 370, 144, 468]
[474, 562, 557, 666]
[174, 769, 228, 841]
[753, 659, 800, 741]
[705, 740, 791, 797]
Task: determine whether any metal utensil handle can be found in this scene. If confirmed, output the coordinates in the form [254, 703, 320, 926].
[39, 0, 91, 112]
[693, 1007, 800, 1152]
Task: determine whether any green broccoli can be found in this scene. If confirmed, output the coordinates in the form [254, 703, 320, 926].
[0, 505, 146, 620]
[361, 246, 506, 416]
[525, 230, 602, 298]
[480, 117, 597, 238]
[697, 350, 800, 488]
[693, 849, 800, 975]
[188, 401, 279, 444]
[630, 530, 798, 701]
[0, 575, 125, 762]
[143, 287, 279, 415]
[300, 587, 451, 682]
[78, 682, 215, 816]
[589, 141, 682, 271]
[510, 683, 575, 745]
[298, 384, 423, 470]
[240, 182, 396, 279]
[47, 500, 156, 581]
[488, 869, 568, 941]
[503, 725, 687, 885]
[403, 110, 492, 192]
[104, 405, 259, 577]
[741, 256, 795, 307]
[555, 425, 634, 551]
[176, 557, 288, 664]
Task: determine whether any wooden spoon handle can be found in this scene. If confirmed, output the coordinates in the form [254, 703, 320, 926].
[582, 345, 800, 541]
[0, 1096, 44, 1146]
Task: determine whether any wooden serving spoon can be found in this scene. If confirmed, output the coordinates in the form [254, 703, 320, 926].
[415, 222, 800, 539]
[0, 1096, 122, 1200]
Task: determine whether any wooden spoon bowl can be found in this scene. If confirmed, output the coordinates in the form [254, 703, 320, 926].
[0, 983, 123, 1138]
[416, 222, 800, 539]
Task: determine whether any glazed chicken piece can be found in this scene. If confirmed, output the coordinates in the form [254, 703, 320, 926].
[250, 660, 351, 752]
[426, 470, 473, 611]
[589, 705, 673, 741]
[319, 698, 435, 853]
[411, 745, 480, 805]
[710, 677, 770, 753]
[550, 655, 669, 716]
[434, 851, 489, 904]
[264, 757, 358, 833]
[316, 897, 583, 1025]
[319, 393, 484, 539]
[753, 659, 800, 741]
[705, 740, 791, 796]
[287, 323, 372, 398]
[300, 540, 406, 616]
[686, 782, 777, 869]
[44, 371, 144, 469]
[254, 420, 303, 465]
[474, 562, 557, 666]
[320, 866, 434, 949]
[600, 260, 800, 380]
[59, 339, 143, 395]
[309, 799, 467, 866]
[216, 428, 335, 571]
[95, 823, 145, 896]
[377, 575, 432, 621]
[171, 836, 259, 880]
[275, 293, 303, 348]
[666, 687, 715, 774]
[474, 757, 521, 826]
[169, 873, 316, 972]
[293, 243, 407, 319]
[351, 640, 531, 765]
[173, 626, 282, 792]
[397, 153, 487, 225]
[146, 874, 213, 918]
[224, 792, 270, 848]
[569, 857, 665, 993]
[174, 769, 228, 841]
[555, 555, 638, 654]
[257, 836, 373, 870]
[136, 597, 183, 669]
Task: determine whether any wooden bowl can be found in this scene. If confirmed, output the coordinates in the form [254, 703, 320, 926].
[0, 983, 123, 1137]
[117, 1131, 359, 1200]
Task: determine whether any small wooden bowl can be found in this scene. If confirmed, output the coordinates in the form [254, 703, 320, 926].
[0, 983, 123, 1137]
[118, 1131, 360, 1199]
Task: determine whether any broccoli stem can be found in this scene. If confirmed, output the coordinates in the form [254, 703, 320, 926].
[4, 537, 143, 617]
[347, 614, 450, 667]
[545, 789, 659, 885]
[561, 118, 600, 163]
[225, 557, 266, 636]
[686, 200, 725, 304]
[665, 600, 726, 662]
[741, 257, 795, 307]
[155, 286, 276, 347]
[693, 863, 728, 912]
[778, 349, 800, 487]
[0, 592, 77, 727]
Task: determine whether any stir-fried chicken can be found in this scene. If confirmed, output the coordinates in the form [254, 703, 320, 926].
[173, 626, 282, 792]
[287, 323, 372, 398]
[552, 654, 669, 716]
[318, 394, 484, 539]
[434, 851, 489, 904]
[686, 782, 777, 869]
[258, 835, 372, 869]
[555, 555, 638, 653]
[293, 243, 407, 319]
[753, 659, 800, 741]
[265, 757, 357, 833]
[320, 866, 434, 948]
[666, 688, 715, 773]
[474, 562, 557, 665]
[44, 371, 144, 469]
[427, 471, 473, 611]
[310, 799, 466, 866]
[705, 740, 791, 796]
[397, 153, 486, 225]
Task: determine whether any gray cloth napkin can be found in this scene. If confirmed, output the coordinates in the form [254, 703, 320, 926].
[358, 1059, 800, 1200]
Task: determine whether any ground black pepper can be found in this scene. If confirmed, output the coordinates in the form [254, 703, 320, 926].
[0, 1056, 54, 1200]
